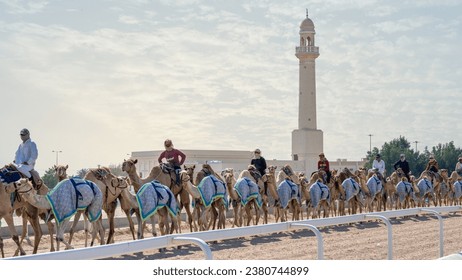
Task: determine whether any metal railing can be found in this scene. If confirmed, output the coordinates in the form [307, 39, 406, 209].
[4, 205, 461, 260]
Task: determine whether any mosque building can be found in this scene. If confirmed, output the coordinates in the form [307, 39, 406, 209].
[129, 13, 365, 178]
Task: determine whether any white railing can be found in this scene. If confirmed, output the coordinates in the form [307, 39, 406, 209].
[295, 46, 319, 54]
[4, 206, 461, 260]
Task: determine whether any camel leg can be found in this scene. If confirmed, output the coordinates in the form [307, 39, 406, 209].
[68, 210, 82, 245]
[94, 219, 105, 245]
[41, 213, 56, 252]
[103, 200, 117, 244]
[3, 214, 25, 256]
[0, 236, 4, 258]
[57, 220, 74, 251]
[254, 202, 260, 225]
[180, 190, 193, 233]
[26, 213, 42, 254]
[20, 213, 33, 247]
[122, 208, 136, 240]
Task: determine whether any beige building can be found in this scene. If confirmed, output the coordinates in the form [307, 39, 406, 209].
[130, 14, 365, 177]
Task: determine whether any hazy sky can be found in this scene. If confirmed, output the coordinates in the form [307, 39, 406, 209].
[1, 0, 461, 175]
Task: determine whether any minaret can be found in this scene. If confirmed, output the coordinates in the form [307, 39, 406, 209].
[292, 12, 323, 173]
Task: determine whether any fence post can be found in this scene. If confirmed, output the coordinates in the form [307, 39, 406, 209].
[419, 208, 443, 258]
[290, 223, 324, 260]
[172, 236, 213, 260]
[364, 214, 393, 260]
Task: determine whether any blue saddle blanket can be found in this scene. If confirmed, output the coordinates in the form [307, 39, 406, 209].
[196, 175, 228, 209]
[277, 179, 301, 209]
[47, 177, 103, 225]
[233, 177, 262, 208]
[136, 180, 179, 222]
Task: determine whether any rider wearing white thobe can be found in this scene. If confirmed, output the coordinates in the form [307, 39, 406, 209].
[13, 128, 38, 178]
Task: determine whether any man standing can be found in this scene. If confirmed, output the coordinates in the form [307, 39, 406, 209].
[13, 128, 41, 186]
[251, 148, 267, 176]
[393, 154, 410, 182]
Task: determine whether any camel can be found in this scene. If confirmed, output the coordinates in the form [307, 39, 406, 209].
[54, 164, 68, 181]
[365, 171, 386, 212]
[436, 169, 452, 206]
[0, 177, 26, 258]
[82, 168, 135, 244]
[308, 179, 330, 219]
[451, 178, 462, 205]
[335, 170, 364, 215]
[265, 169, 301, 222]
[222, 168, 242, 228]
[182, 169, 227, 231]
[394, 177, 415, 209]
[235, 168, 264, 226]
[11, 178, 105, 251]
[298, 173, 312, 219]
[18, 165, 68, 253]
[122, 159, 193, 233]
[120, 179, 179, 239]
[1, 165, 54, 256]
[415, 176, 434, 207]
[192, 164, 227, 231]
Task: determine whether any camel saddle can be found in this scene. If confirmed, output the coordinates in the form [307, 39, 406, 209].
[160, 163, 178, 185]
[2, 164, 42, 190]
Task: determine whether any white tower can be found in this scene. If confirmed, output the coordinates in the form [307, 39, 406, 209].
[291, 12, 323, 173]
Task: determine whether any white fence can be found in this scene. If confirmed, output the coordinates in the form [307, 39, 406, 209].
[4, 205, 462, 260]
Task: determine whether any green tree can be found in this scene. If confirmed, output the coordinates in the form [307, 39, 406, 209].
[430, 142, 462, 172]
[74, 168, 89, 179]
[41, 167, 58, 189]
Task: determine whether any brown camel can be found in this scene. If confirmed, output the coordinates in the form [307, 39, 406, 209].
[18, 164, 68, 253]
[67, 168, 135, 246]
[298, 173, 311, 219]
[0, 180, 26, 258]
[265, 168, 300, 222]
[122, 159, 193, 233]
[11, 178, 105, 251]
[84, 168, 134, 244]
[222, 168, 241, 227]
[119, 180, 179, 239]
[1, 164, 57, 256]
[236, 168, 264, 226]
[193, 164, 227, 231]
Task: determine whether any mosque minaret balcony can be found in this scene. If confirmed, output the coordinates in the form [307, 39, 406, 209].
[295, 46, 319, 59]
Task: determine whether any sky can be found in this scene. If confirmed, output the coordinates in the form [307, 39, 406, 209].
[0, 0, 461, 176]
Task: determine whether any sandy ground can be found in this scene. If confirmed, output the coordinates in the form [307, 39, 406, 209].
[2, 211, 462, 260]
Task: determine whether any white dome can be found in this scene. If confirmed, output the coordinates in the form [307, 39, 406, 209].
[300, 17, 315, 31]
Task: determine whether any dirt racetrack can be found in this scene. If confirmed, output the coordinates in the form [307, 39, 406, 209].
[2, 210, 462, 260]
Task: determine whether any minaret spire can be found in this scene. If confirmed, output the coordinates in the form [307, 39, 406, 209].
[306, 8, 308, 18]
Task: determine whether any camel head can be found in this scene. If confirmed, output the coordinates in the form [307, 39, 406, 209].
[13, 178, 33, 193]
[222, 169, 235, 185]
[221, 168, 234, 177]
[184, 164, 195, 173]
[179, 170, 191, 185]
[267, 165, 277, 174]
[54, 164, 69, 179]
[122, 159, 138, 173]
[200, 163, 214, 176]
[110, 176, 130, 189]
